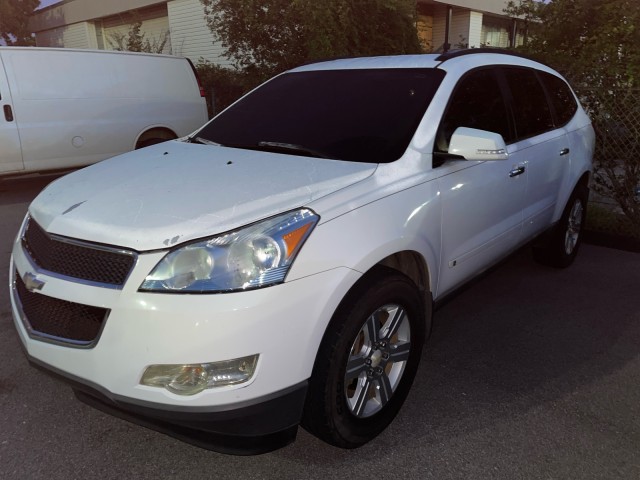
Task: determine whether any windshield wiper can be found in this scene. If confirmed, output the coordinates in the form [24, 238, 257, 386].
[189, 136, 223, 146]
[256, 141, 336, 159]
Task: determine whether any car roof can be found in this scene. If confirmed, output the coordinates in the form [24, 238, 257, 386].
[290, 54, 443, 72]
[288, 50, 557, 76]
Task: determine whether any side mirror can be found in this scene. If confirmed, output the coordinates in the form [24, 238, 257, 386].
[448, 127, 508, 161]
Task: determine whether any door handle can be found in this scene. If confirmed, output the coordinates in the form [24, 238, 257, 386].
[3, 105, 13, 122]
[559, 148, 570, 156]
[509, 165, 525, 177]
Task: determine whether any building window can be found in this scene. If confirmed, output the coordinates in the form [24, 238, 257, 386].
[480, 16, 510, 48]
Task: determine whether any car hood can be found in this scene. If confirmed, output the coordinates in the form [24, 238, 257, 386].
[29, 141, 376, 251]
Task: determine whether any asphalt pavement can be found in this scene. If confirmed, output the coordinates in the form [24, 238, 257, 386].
[1, 174, 639, 479]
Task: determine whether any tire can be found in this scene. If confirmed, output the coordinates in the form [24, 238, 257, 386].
[301, 267, 428, 448]
[533, 183, 588, 268]
[136, 137, 167, 149]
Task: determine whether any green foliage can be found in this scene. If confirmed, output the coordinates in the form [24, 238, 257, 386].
[195, 60, 261, 117]
[107, 21, 170, 54]
[0, 0, 40, 46]
[505, 0, 640, 88]
[199, 0, 421, 78]
[505, 0, 640, 237]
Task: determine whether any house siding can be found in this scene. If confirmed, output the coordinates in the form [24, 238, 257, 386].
[431, 4, 447, 51]
[450, 9, 470, 48]
[468, 11, 483, 48]
[167, 0, 230, 65]
[103, 16, 171, 53]
[36, 22, 91, 49]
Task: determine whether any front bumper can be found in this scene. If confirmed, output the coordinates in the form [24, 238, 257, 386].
[10, 231, 361, 453]
[29, 353, 307, 455]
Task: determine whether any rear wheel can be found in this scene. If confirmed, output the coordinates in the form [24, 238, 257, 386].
[533, 184, 588, 268]
[302, 268, 428, 448]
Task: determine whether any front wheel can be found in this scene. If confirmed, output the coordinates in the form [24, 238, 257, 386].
[533, 184, 588, 268]
[302, 268, 428, 448]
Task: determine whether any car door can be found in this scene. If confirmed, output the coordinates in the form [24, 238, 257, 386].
[500, 67, 570, 240]
[0, 53, 24, 174]
[434, 67, 526, 297]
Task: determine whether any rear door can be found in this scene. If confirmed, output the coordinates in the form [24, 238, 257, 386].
[0, 52, 24, 174]
[500, 67, 571, 239]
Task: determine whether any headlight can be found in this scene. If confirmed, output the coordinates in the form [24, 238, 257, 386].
[139, 208, 318, 293]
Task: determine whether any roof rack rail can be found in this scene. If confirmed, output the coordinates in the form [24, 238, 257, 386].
[435, 48, 533, 62]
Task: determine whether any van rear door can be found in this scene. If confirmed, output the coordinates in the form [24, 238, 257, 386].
[0, 53, 23, 174]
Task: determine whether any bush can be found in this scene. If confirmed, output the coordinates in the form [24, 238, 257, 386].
[195, 60, 264, 117]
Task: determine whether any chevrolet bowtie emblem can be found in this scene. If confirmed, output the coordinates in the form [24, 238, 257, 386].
[23, 272, 45, 292]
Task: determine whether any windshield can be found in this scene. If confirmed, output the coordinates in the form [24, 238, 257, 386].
[196, 68, 445, 163]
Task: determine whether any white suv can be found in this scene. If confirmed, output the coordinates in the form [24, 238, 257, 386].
[10, 50, 594, 454]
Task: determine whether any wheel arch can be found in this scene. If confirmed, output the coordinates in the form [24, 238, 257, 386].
[554, 169, 591, 221]
[325, 250, 435, 348]
[376, 250, 433, 318]
[134, 126, 178, 149]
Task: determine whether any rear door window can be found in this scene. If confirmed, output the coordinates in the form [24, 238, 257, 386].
[538, 71, 578, 127]
[503, 67, 555, 141]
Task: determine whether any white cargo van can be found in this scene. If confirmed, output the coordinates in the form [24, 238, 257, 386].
[0, 47, 208, 176]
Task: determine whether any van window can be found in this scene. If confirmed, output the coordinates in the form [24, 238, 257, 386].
[503, 67, 554, 141]
[436, 68, 511, 153]
[539, 71, 578, 127]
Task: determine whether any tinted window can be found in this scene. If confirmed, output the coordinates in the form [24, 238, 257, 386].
[539, 71, 578, 126]
[197, 69, 445, 163]
[503, 67, 554, 140]
[435, 68, 511, 153]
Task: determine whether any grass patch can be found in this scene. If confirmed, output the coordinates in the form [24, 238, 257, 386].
[586, 202, 639, 239]
[585, 202, 640, 252]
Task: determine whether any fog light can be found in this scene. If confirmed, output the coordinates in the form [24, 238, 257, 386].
[140, 354, 259, 395]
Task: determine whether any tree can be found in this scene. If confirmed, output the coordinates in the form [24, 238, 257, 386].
[506, 0, 640, 88]
[107, 21, 170, 54]
[0, 0, 40, 46]
[199, 0, 421, 78]
[505, 0, 640, 236]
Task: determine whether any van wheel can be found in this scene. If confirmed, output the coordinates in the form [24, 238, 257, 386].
[136, 137, 167, 149]
[533, 184, 588, 268]
[302, 268, 426, 448]
[135, 128, 177, 149]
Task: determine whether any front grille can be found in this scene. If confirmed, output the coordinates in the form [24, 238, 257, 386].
[15, 272, 109, 346]
[22, 218, 135, 286]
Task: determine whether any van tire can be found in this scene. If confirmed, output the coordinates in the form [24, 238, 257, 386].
[135, 129, 177, 149]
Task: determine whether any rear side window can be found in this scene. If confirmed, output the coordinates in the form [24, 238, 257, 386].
[503, 67, 555, 141]
[539, 71, 578, 126]
[435, 68, 512, 152]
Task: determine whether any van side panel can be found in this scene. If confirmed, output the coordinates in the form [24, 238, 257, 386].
[0, 53, 24, 174]
[1, 48, 208, 174]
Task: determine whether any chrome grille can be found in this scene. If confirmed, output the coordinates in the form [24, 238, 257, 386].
[22, 218, 135, 287]
[14, 271, 109, 346]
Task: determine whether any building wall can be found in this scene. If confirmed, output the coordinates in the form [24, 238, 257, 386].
[100, 5, 171, 54]
[31, 0, 228, 64]
[416, 13, 433, 52]
[35, 21, 91, 49]
[449, 9, 471, 49]
[468, 11, 483, 48]
[167, 0, 230, 64]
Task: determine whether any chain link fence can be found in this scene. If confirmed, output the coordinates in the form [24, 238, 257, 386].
[576, 88, 640, 238]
